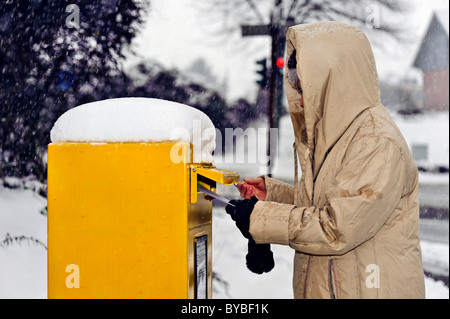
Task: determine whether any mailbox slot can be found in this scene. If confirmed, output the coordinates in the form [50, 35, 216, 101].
[190, 165, 239, 204]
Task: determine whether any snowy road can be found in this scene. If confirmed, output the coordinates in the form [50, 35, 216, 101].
[420, 219, 449, 244]
[419, 183, 449, 210]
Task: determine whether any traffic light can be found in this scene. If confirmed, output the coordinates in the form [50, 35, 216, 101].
[276, 57, 285, 68]
[255, 58, 268, 89]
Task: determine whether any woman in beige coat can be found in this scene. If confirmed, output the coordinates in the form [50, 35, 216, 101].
[226, 21, 425, 299]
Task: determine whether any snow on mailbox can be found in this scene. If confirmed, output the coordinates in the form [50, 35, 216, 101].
[47, 97, 239, 299]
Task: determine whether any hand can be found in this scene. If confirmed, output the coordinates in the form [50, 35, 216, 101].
[225, 196, 258, 239]
[246, 238, 275, 274]
[237, 177, 267, 201]
[225, 197, 275, 274]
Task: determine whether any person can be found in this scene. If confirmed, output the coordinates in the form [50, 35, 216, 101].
[225, 21, 425, 299]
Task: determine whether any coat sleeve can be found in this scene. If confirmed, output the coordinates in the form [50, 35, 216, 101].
[249, 136, 405, 255]
[264, 175, 295, 204]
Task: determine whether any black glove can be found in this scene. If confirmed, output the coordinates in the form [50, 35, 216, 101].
[225, 196, 258, 239]
[225, 197, 275, 274]
[246, 238, 275, 274]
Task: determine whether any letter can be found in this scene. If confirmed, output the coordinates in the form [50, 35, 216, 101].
[224, 127, 236, 163]
[181, 306, 187, 314]
[259, 128, 279, 174]
[365, 4, 380, 29]
[169, 141, 190, 164]
[261, 304, 269, 313]
[192, 119, 202, 162]
[224, 127, 257, 164]
[226, 304, 232, 313]
[65, 264, 80, 288]
[257, 128, 269, 167]
[202, 127, 216, 162]
[213, 128, 223, 163]
[65, 4, 80, 29]
[190, 304, 197, 314]
[241, 304, 247, 313]
[365, 264, 380, 288]
[170, 127, 191, 164]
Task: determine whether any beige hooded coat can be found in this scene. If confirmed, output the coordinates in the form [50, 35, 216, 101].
[249, 22, 425, 299]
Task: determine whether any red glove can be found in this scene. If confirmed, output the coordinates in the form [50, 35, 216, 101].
[237, 177, 267, 201]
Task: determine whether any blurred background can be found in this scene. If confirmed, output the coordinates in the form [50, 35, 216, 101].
[0, 0, 448, 298]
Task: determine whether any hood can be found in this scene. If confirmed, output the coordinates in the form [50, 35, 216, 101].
[285, 22, 381, 178]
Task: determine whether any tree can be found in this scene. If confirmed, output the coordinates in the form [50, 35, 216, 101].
[126, 60, 260, 149]
[195, 0, 409, 39]
[0, 0, 148, 182]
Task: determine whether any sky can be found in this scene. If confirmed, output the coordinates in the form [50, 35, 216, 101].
[124, 0, 449, 102]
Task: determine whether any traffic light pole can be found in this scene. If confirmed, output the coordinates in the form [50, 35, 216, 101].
[267, 25, 279, 177]
[242, 21, 292, 176]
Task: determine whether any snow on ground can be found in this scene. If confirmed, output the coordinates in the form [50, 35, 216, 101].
[0, 245, 47, 299]
[390, 111, 449, 169]
[0, 185, 47, 299]
[0, 182, 448, 299]
[421, 241, 449, 277]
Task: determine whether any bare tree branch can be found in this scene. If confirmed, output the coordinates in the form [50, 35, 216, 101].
[286, 0, 299, 20]
[192, 0, 413, 61]
[245, 0, 266, 23]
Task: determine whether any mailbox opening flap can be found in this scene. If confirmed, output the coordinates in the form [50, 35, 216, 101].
[190, 165, 239, 204]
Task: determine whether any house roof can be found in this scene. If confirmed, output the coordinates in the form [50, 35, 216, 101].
[413, 11, 449, 72]
[435, 11, 449, 36]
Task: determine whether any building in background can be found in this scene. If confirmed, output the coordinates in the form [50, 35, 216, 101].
[379, 74, 423, 115]
[413, 11, 449, 112]
[380, 11, 449, 173]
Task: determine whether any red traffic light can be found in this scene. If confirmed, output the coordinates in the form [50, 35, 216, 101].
[276, 57, 285, 68]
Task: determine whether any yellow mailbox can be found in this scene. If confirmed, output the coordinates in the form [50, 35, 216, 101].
[47, 98, 239, 299]
[48, 142, 238, 299]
